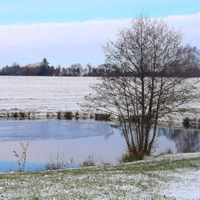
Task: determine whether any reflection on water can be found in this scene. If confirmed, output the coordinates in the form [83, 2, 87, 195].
[0, 120, 200, 172]
[157, 127, 200, 153]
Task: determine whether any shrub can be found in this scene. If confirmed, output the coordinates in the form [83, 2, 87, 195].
[75, 111, 79, 120]
[57, 111, 61, 119]
[64, 111, 73, 120]
[183, 117, 190, 128]
[45, 153, 76, 170]
[19, 112, 25, 118]
[45, 147, 76, 170]
[13, 142, 29, 172]
[80, 155, 96, 167]
[90, 114, 94, 119]
[95, 113, 111, 121]
[12, 112, 18, 118]
[45, 158, 66, 170]
[118, 152, 143, 163]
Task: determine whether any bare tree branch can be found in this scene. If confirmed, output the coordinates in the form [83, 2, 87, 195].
[82, 15, 199, 156]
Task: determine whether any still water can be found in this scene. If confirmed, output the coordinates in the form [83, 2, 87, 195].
[0, 120, 124, 172]
[0, 76, 200, 172]
[0, 119, 199, 172]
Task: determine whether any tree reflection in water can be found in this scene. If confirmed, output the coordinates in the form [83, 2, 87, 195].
[157, 127, 200, 153]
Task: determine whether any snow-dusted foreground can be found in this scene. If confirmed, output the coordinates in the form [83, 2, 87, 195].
[0, 152, 200, 199]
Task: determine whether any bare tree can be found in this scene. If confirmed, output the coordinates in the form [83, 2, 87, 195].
[82, 16, 199, 156]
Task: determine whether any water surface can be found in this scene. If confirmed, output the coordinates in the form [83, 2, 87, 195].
[0, 120, 125, 172]
[0, 120, 200, 172]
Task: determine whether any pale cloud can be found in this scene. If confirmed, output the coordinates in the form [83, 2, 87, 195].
[0, 20, 130, 67]
[166, 13, 200, 46]
[0, 20, 130, 46]
[0, 13, 199, 67]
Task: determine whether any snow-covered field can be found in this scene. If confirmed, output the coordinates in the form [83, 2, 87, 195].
[0, 76, 99, 114]
[0, 152, 199, 199]
[0, 76, 200, 124]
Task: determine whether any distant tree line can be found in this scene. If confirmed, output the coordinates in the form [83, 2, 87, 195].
[0, 58, 104, 76]
[0, 46, 200, 77]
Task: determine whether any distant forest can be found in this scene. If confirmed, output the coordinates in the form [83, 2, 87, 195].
[0, 58, 106, 77]
[0, 46, 200, 77]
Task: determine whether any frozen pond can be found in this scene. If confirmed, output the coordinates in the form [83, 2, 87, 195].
[0, 119, 200, 172]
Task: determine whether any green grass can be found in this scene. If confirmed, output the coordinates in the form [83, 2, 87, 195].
[0, 153, 200, 199]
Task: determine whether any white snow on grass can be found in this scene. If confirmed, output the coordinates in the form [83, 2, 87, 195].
[0, 152, 199, 199]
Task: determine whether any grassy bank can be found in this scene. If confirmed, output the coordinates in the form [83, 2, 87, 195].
[0, 152, 200, 199]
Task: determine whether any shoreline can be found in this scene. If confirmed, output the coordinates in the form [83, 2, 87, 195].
[1, 108, 200, 130]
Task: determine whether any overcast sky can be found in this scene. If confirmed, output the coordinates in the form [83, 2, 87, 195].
[0, 0, 199, 68]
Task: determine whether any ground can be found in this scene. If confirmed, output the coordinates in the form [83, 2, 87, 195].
[0, 152, 199, 199]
